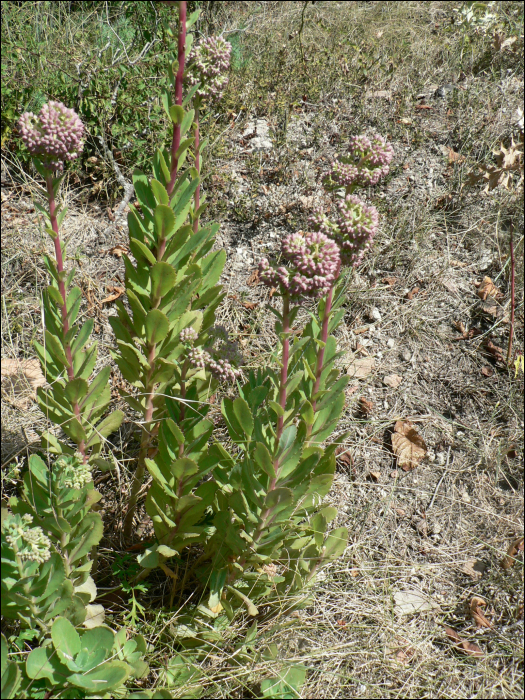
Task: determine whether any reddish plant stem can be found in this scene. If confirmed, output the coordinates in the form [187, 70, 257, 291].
[125, 1, 187, 539]
[167, 0, 187, 198]
[506, 222, 515, 366]
[45, 172, 87, 462]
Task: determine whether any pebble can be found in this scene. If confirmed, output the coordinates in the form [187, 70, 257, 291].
[436, 452, 446, 466]
[401, 348, 412, 362]
[370, 307, 382, 322]
[387, 338, 395, 348]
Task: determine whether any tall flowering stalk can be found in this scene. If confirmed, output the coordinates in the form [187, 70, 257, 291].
[18, 102, 123, 465]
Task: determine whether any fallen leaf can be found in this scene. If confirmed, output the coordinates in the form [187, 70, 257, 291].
[383, 374, 403, 388]
[444, 627, 484, 658]
[462, 559, 487, 580]
[391, 420, 427, 471]
[405, 286, 420, 300]
[358, 396, 374, 415]
[386, 638, 417, 666]
[335, 445, 353, 469]
[501, 536, 524, 570]
[246, 269, 260, 286]
[106, 207, 115, 222]
[394, 590, 441, 616]
[447, 148, 466, 164]
[434, 193, 454, 210]
[416, 104, 433, 110]
[481, 366, 493, 377]
[382, 277, 398, 286]
[483, 339, 504, 363]
[476, 276, 503, 301]
[347, 357, 374, 379]
[1, 358, 46, 409]
[450, 258, 467, 267]
[101, 286, 125, 304]
[368, 471, 381, 482]
[108, 245, 128, 257]
[470, 597, 492, 629]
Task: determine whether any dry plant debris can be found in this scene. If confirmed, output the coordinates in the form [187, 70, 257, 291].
[476, 276, 504, 300]
[346, 356, 375, 379]
[444, 627, 485, 659]
[470, 596, 493, 629]
[391, 420, 427, 471]
[500, 536, 524, 570]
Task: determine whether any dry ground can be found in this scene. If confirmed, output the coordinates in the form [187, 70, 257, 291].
[1, 2, 524, 698]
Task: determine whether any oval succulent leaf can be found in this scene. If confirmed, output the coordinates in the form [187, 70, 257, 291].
[145, 309, 170, 344]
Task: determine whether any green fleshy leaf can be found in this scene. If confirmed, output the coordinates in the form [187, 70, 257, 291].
[151, 178, 169, 205]
[180, 108, 195, 137]
[322, 527, 348, 560]
[145, 309, 170, 344]
[175, 137, 195, 162]
[129, 238, 157, 266]
[71, 320, 94, 357]
[26, 645, 69, 684]
[151, 262, 177, 299]
[68, 513, 104, 564]
[75, 343, 98, 380]
[68, 661, 130, 693]
[44, 330, 69, 367]
[169, 104, 185, 124]
[133, 169, 156, 212]
[154, 204, 176, 241]
[66, 287, 82, 325]
[253, 442, 276, 478]
[64, 377, 88, 404]
[85, 410, 124, 448]
[52, 616, 81, 663]
[233, 397, 253, 438]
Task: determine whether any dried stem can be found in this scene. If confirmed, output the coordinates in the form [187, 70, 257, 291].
[506, 222, 515, 366]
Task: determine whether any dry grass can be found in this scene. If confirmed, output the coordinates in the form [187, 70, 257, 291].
[1, 2, 524, 698]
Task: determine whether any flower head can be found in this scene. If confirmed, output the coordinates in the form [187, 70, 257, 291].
[18, 101, 84, 170]
[55, 453, 93, 490]
[3, 513, 51, 564]
[323, 133, 393, 190]
[310, 195, 379, 267]
[180, 327, 199, 344]
[259, 231, 340, 299]
[186, 36, 232, 102]
[187, 326, 243, 383]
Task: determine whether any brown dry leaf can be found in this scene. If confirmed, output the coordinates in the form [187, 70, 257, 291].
[108, 245, 128, 257]
[335, 445, 353, 469]
[392, 420, 427, 472]
[246, 269, 260, 286]
[382, 277, 398, 286]
[368, 471, 381, 482]
[1, 358, 46, 391]
[483, 339, 505, 363]
[242, 301, 258, 310]
[462, 559, 487, 580]
[101, 286, 125, 305]
[347, 357, 374, 379]
[481, 366, 494, 377]
[450, 258, 468, 268]
[106, 207, 115, 222]
[470, 597, 493, 629]
[501, 536, 524, 570]
[444, 627, 484, 658]
[383, 374, 403, 388]
[359, 396, 374, 415]
[434, 193, 454, 210]
[476, 276, 503, 301]
[447, 147, 466, 165]
[405, 287, 420, 300]
[416, 104, 433, 110]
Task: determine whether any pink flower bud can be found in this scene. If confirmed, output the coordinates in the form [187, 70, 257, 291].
[18, 101, 84, 170]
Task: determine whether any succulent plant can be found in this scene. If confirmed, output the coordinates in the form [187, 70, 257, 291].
[323, 132, 394, 191]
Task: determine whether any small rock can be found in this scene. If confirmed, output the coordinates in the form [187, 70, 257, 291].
[383, 374, 403, 388]
[401, 348, 412, 362]
[370, 307, 382, 322]
[387, 338, 395, 349]
[436, 452, 446, 466]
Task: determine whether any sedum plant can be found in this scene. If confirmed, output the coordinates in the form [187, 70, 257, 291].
[18, 102, 124, 467]
[9, 4, 393, 673]
[1, 619, 148, 700]
[2, 454, 104, 631]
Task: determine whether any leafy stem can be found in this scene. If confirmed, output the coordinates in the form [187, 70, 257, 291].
[167, 0, 187, 196]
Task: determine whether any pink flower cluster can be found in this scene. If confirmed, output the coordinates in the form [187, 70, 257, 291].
[18, 101, 84, 170]
[324, 133, 393, 189]
[180, 327, 199, 343]
[186, 35, 232, 101]
[259, 231, 340, 299]
[310, 195, 379, 267]
[187, 325, 243, 383]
